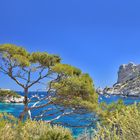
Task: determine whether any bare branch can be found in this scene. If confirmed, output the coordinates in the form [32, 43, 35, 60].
[29, 101, 52, 110]
[33, 108, 58, 119]
[26, 69, 31, 87]
[0, 66, 8, 74]
[7, 72, 25, 88]
[46, 110, 74, 123]
[27, 68, 51, 88]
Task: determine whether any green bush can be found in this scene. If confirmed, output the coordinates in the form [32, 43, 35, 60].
[93, 102, 140, 140]
[0, 90, 20, 98]
[0, 114, 73, 140]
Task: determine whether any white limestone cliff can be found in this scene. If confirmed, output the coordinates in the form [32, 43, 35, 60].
[98, 62, 140, 97]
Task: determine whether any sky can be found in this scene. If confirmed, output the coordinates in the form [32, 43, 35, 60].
[1, 0, 140, 91]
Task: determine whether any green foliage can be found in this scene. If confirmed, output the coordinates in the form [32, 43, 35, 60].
[0, 43, 98, 121]
[30, 52, 61, 67]
[0, 114, 73, 140]
[93, 102, 140, 140]
[0, 44, 61, 68]
[0, 44, 30, 67]
[52, 70, 98, 110]
[98, 100, 125, 122]
[52, 63, 81, 76]
[0, 90, 20, 98]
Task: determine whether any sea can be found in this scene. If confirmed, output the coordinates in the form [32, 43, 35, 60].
[1, 92, 140, 138]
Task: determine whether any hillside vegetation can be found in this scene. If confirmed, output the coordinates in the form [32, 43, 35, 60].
[0, 90, 20, 98]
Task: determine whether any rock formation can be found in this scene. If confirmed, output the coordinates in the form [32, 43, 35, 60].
[117, 62, 140, 83]
[0, 89, 24, 103]
[0, 95, 24, 103]
[99, 62, 140, 97]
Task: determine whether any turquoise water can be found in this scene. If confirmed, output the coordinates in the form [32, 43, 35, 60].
[99, 94, 140, 104]
[1, 93, 140, 137]
[0, 92, 95, 137]
[0, 102, 95, 137]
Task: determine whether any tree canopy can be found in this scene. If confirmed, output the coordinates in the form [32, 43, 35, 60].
[0, 44, 98, 124]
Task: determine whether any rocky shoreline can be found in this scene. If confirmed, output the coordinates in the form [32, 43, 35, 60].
[97, 62, 140, 97]
[0, 89, 24, 103]
[0, 95, 24, 103]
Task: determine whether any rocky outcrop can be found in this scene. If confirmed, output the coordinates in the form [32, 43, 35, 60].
[117, 62, 140, 83]
[0, 90, 24, 103]
[98, 62, 140, 97]
[0, 95, 24, 103]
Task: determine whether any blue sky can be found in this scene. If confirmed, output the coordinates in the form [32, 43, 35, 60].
[1, 0, 140, 91]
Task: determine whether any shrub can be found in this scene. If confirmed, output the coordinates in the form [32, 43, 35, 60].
[0, 114, 73, 140]
[93, 103, 140, 140]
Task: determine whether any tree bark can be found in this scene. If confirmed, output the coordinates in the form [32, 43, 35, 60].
[19, 88, 31, 121]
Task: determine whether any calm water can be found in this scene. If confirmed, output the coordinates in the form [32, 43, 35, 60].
[1, 92, 140, 137]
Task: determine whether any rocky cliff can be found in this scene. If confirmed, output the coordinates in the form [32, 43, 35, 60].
[97, 62, 140, 97]
[117, 62, 140, 83]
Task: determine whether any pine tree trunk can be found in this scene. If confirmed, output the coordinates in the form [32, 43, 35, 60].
[19, 88, 31, 121]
